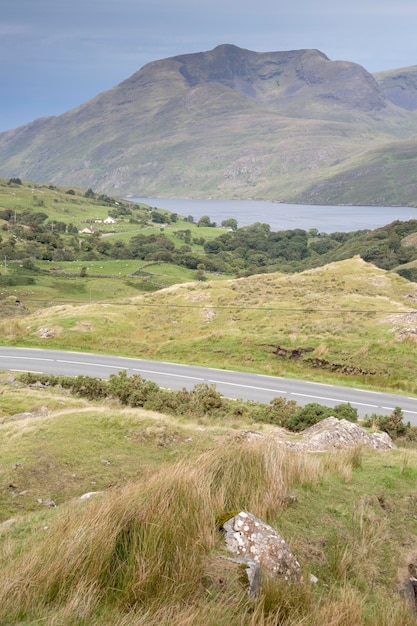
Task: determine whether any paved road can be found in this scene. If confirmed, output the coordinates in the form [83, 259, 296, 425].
[1, 347, 417, 423]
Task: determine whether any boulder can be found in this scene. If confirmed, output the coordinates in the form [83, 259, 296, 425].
[227, 556, 261, 599]
[223, 511, 301, 584]
[242, 417, 395, 452]
[295, 417, 395, 452]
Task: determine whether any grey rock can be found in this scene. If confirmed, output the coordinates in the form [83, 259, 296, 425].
[228, 556, 261, 599]
[79, 491, 103, 500]
[242, 417, 395, 452]
[223, 511, 301, 583]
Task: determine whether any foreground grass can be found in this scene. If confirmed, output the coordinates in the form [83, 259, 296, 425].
[1, 380, 417, 624]
[0, 378, 225, 521]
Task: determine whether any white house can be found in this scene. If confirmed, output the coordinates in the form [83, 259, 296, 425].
[80, 226, 99, 234]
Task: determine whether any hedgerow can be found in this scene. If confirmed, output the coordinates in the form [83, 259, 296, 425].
[17, 372, 414, 439]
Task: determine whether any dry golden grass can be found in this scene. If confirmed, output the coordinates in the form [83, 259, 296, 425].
[2, 257, 417, 395]
[0, 438, 371, 625]
[1, 432, 415, 625]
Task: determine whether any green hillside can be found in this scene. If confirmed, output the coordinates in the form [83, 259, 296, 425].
[3, 178, 417, 317]
[2, 255, 417, 396]
[2, 46, 417, 203]
[295, 136, 417, 205]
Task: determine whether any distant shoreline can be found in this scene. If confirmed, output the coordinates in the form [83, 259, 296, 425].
[127, 197, 416, 233]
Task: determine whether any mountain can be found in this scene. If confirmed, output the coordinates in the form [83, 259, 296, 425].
[1, 44, 417, 203]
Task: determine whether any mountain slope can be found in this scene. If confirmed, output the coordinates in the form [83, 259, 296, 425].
[294, 135, 417, 205]
[375, 65, 417, 111]
[1, 44, 417, 201]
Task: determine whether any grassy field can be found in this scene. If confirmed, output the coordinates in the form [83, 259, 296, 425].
[1, 258, 232, 307]
[2, 256, 417, 396]
[0, 177, 228, 237]
[0, 375, 417, 624]
[0, 177, 238, 310]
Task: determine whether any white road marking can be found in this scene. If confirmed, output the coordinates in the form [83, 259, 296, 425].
[209, 378, 287, 393]
[56, 359, 120, 369]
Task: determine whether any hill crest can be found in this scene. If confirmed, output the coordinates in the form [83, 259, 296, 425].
[1, 45, 417, 202]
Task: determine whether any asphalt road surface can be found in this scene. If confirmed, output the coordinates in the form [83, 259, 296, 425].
[1, 347, 416, 424]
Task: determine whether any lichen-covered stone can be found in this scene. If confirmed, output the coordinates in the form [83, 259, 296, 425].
[223, 511, 301, 583]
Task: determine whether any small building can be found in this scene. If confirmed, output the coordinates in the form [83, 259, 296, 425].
[80, 226, 99, 234]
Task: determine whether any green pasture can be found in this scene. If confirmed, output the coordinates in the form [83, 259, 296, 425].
[1, 258, 233, 310]
[0, 178, 227, 242]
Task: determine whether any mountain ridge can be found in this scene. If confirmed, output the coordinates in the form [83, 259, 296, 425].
[1, 44, 417, 203]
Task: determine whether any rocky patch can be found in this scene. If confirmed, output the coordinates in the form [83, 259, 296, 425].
[242, 417, 395, 452]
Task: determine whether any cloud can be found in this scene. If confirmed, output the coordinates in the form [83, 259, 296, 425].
[1, 0, 417, 131]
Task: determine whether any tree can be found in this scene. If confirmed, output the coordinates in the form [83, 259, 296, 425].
[195, 268, 206, 281]
[22, 258, 36, 271]
[197, 215, 214, 227]
[203, 239, 224, 254]
[221, 218, 238, 230]
[151, 210, 166, 224]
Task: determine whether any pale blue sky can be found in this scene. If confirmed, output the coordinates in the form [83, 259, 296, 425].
[1, 0, 416, 132]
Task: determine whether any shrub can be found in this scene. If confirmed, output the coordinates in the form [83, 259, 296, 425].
[332, 402, 358, 422]
[189, 383, 226, 415]
[70, 375, 109, 400]
[0, 275, 35, 286]
[248, 396, 299, 427]
[286, 403, 332, 432]
[363, 406, 411, 440]
[107, 370, 159, 407]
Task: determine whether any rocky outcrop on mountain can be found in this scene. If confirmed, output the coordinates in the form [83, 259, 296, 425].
[375, 66, 417, 111]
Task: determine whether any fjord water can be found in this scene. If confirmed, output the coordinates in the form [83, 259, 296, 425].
[131, 198, 416, 233]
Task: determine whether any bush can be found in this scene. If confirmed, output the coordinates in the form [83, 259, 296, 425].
[70, 375, 109, 400]
[332, 402, 358, 422]
[248, 396, 299, 426]
[107, 370, 159, 406]
[0, 275, 35, 286]
[363, 406, 409, 439]
[286, 403, 332, 432]
[286, 402, 359, 432]
[189, 383, 226, 415]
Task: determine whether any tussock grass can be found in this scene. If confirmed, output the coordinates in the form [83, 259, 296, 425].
[0, 439, 372, 624]
[1, 435, 415, 625]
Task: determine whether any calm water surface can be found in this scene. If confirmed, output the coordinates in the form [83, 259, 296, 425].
[130, 197, 417, 233]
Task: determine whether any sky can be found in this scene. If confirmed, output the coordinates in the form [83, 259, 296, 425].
[1, 0, 417, 132]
